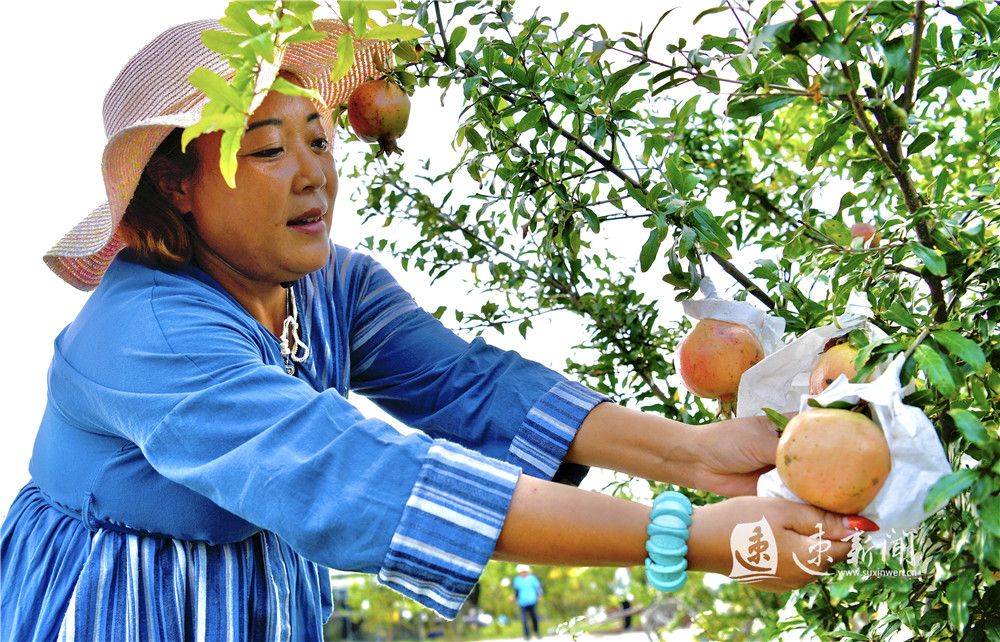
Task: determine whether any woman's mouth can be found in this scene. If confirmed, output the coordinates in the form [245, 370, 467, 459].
[287, 209, 327, 234]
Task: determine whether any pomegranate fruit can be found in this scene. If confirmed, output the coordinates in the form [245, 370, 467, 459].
[809, 342, 861, 394]
[347, 78, 410, 156]
[677, 319, 764, 409]
[777, 407, 891, 514]
[849, 222, 881, 247]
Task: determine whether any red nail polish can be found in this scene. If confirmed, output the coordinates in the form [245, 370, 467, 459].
[846, 516, 880, 532]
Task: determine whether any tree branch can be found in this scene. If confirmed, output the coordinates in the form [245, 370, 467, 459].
[481, 79, 777, 309]
[431, 1, 450, 55]
[901, 1, 926, 113]
[710, 254, 777, 308]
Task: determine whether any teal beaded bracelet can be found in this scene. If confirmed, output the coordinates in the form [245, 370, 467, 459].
[645, 490, 693, 593]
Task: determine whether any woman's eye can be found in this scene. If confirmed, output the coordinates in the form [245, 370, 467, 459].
[312, 137, 330, 151]
[251, 147, 283, 158]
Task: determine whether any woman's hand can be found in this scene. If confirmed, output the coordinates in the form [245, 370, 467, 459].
[687, 496, 861, 591]
[686, 415, 781, 497]
[566, 403, 782, 496]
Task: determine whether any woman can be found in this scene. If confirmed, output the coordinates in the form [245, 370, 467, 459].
[0, 18, 870, 641]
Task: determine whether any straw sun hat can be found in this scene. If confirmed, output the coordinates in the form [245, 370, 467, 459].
[44, 19, 391, 291]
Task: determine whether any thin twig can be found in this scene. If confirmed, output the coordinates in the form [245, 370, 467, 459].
[725, 0, 751, 40]
[902, 327, 931, 361]
[432, 1, 449, 54]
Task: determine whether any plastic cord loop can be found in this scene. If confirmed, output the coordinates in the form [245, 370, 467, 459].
[645, 490, 692, 593]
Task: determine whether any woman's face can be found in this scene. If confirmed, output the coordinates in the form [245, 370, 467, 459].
[177, 90, 337, 287]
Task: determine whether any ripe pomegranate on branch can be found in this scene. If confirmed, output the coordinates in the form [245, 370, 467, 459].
[809, 339, 865, 394]
[347, 77, 411, 156]
[677, 318, 765, 417]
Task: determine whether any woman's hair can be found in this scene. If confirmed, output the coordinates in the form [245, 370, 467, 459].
[117, 128, 199, 270]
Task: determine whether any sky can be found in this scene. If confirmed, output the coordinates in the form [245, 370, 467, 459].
[0, 1, 738, 512]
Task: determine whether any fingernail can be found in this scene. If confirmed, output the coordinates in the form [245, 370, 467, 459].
[844, 516, 879, 532]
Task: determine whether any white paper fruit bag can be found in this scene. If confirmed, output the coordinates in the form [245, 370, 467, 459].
[756, 357, 952, 545]
[736, 291, 886, 418]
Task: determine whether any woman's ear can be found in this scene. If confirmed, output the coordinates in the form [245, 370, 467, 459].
[145, 155, 193, 213]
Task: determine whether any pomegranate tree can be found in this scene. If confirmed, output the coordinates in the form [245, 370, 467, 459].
[347, 78, 410, 156]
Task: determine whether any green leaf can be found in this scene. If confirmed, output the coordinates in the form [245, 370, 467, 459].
[806, 398, 856, 410]
[393, 40, 419, 62]
[908, 242, 947, 276]
[831, 1, 852, 36]
[448, 25, 467, 50]
[365, 23, 425, 41]
[270, 76, 322, 102]
[329, 33, 355, 84]
[604, 63, 645, 101]
[879, 37, 908, 86]
[762, 407, 790, 432]
[244, 31, 275, 63]
[806, 115, 852, 169]
[948, 410, 989, 447]
[517, 107, 544, 134]
[933, 331, 986, 371]
[914, 344, 956, 396]
[463, 126, 486, 152]
[639, 227, 664, 272]
[820, 219, 852, 245]
[690, 206, 731, 257]
[982, 496, 1000, 538]
[221, 2, 263, 36]
[917, 68, 963, 100]
[284, 1, 320, 17]
[219, 127, 243, 189]
[907, 132, 935, 155]
[945, 573, 974, 635]
[924, 468, 978, 512]
[665, 156, 698, 196]
[818, 38, 850, 61]
[678, 226, 697, 257]
[188, 68, 245, 112]
[727, 94, 796, 120]
[284, 28, 328, 45]
[693, 73, 721, 93]
[673, 96, 699, 134]
[693, 4, 727, 24]
[934, 169, 949, 201]
[201, 29, 247, 54]
[884, 301, 917, 329]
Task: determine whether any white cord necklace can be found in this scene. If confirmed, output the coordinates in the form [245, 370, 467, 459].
[279, 284, 310, 375]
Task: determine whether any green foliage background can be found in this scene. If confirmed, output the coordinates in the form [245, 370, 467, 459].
[339, 1, 1000, 639]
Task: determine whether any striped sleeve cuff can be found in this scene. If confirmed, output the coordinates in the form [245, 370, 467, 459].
[509, 380, 608, 479]
[378, 441, 521, 620]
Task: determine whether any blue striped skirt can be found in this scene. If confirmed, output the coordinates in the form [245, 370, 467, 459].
[1, 483, 333, 641]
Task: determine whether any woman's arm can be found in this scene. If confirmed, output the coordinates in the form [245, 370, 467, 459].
[563, 402, 779, 496]
[494, 475, 860, 591]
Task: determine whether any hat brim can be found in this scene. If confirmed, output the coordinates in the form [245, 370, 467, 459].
[46, 19, 391, 291]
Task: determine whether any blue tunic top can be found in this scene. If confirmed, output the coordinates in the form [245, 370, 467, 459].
[0, 245, 605, 641]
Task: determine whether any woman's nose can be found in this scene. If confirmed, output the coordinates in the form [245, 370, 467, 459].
[292, 146, 328, 193]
